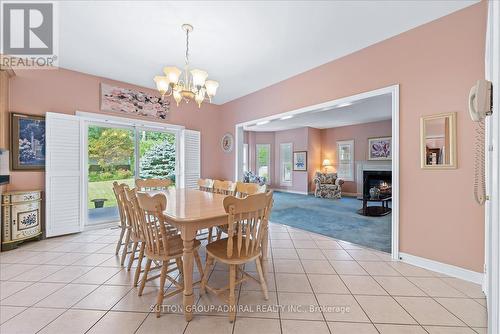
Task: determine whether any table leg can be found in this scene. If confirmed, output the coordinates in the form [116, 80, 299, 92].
[182, 227, 196, 322]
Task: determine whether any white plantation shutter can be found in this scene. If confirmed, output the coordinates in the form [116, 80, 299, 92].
[182, 129, 201, 189]
[45, 113, 83, 237]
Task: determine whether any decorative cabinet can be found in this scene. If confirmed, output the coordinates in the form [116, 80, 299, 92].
[1, 190, 43, 250]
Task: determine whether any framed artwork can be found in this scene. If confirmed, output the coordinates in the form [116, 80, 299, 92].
[10, 113, 46, 170]
[368, 136, 392, 160]
[293, 151, 307, 171]
[100, 83, 170, 119]
[221, 133, 234, 153]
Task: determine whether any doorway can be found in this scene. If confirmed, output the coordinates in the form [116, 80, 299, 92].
[234, 85, 400, 259]
[85, 121, 178, 226]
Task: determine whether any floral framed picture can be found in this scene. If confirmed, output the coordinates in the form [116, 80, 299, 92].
[10, 113, 46, 170]
[221, 133, 234, 153]
[293, 151, 307, 171]
[368, 136, 392, 160]
[100, 83, 170, 120]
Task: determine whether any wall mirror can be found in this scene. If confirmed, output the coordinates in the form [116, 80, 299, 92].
[420, 112, 457, 169]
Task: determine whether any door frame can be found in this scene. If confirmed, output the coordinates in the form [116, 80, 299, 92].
[77, 111, 184, 227]
[485, 1, 499, 332]
[234, 84, 400, 259]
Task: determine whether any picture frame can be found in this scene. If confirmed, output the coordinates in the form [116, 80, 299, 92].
[100, 83, 170, 120]
[368, 136, 392, 161]
[221, 133, 234, 153]
[293, 151, 307, 171]
[10, 113, 46, 171]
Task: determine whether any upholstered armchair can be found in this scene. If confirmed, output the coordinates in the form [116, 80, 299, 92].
[313, 172, 344, 199]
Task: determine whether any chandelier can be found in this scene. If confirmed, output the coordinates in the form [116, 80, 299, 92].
[154, 24, 219, 108]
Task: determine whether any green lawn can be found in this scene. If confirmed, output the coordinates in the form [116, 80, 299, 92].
[88, 179, 135, 208]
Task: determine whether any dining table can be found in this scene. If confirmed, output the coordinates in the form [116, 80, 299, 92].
[150, 187, 269, 321]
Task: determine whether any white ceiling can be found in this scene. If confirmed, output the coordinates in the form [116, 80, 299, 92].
[244, 93, 392, 132]
[58, 1, 478, 104]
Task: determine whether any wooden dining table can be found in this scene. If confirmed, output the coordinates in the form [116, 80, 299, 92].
[151, 188, 269, 321]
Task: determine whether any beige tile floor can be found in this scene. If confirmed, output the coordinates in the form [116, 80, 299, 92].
[0, 223, 487, 334]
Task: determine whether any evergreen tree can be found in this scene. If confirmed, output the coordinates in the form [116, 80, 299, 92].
[139, 140, 176, 182]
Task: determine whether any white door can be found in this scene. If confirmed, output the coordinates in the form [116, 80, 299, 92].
[181, 129, 200, 189]
[45, 113, 83, 237]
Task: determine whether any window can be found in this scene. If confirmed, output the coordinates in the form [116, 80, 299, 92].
[280, 143, 293, 185]
[243, 144, 249, 172]
[256, 144, 271, 183]
[337, 140, 354, 181]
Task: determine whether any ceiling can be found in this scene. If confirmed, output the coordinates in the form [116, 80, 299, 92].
[58, 1, 478, 104]
[244, 93, 392, 132]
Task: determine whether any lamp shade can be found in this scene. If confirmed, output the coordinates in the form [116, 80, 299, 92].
[322, 159, 332, 167]
[190, 69, 208, 87]
[205, 80, 219, 97]
[163, 66, 182, 84]
[153, 76, 169, 96]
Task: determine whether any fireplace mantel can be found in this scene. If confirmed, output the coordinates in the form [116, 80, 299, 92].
[356, 161, 392, 196]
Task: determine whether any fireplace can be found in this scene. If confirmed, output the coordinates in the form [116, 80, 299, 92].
[363, 170, 392, 198]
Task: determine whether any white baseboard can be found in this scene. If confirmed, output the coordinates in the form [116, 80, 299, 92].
[272, 189, 308, 195]
[399, 252, 484, 285]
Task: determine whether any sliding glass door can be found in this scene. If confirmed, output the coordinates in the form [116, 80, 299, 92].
[86, 125, 177, 225]
[87, 125, 135, 225]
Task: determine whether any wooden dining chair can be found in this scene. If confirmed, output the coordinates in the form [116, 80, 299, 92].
[136, 192, 204, 318]
[112, 182, 133, 265]
[216, 182, 267, 241]
[135, 178, 172, 191]
[122, 187, 146, 287]
[235, 181, 266, 197]
[213, 180, 236, 196]
[200, 191, 274, 322]
[198, 178, 215, 192]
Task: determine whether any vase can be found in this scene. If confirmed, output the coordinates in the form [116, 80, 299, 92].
[369, 187, 380, 200]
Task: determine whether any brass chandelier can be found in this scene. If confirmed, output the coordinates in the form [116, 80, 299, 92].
[154, 24, 219, 108]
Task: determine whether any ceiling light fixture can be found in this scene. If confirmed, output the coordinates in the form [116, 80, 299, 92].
[256, 120, 270, 125]
[280, 115, 294, 120]
[153, 24, 219, 108]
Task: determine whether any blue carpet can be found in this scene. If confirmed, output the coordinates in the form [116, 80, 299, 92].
[271, 192, 391, 253]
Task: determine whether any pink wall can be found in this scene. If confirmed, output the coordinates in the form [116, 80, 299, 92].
[7, 68, 223, 192]
[273, 127, 309, 193]
[321, 120, 392, 194]
[307, 127, 322, 193]
[217, 2, 487, 272]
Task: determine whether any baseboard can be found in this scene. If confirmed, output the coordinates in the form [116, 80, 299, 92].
[399, 252, 484, 285]
[342, 192, 359, 198]
[272, 189, 308, 195]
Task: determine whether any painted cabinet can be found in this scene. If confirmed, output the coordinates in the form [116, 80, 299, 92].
[1, 190, 43, 250]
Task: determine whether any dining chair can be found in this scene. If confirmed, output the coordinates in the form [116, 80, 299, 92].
[200, 191, 274, 322]
[136, 192, 204, 318]
[235, 181, 266, 197]
[213, 180, 236, 196]
[112, 182, 133, 266]
[198, 178, 215, 192]
[216, 182, 267, 241]
[122, 187, 146, 286]
[135, 178, 172, 191]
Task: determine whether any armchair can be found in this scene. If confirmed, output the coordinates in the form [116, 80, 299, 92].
[313, 172, 344, 199]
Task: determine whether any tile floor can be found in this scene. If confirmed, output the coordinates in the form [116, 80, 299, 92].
[0, 223, 487, 334]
